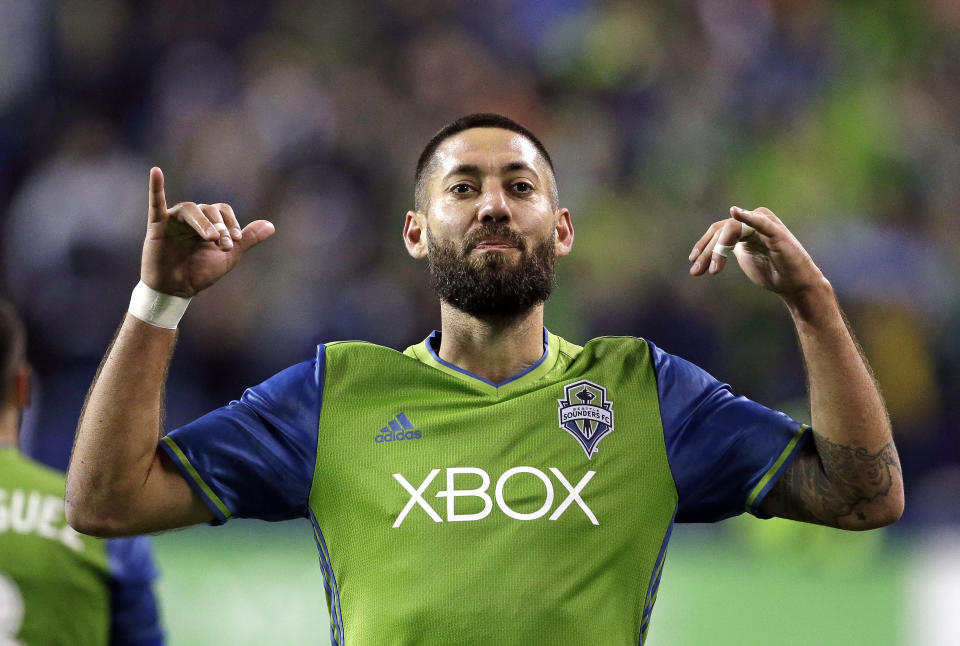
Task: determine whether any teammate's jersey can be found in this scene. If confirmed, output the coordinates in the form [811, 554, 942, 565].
[162, 331, 809, 645]
[0, 448, 163, 646]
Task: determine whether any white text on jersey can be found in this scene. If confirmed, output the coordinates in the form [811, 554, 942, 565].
[392, 467, 598, 527]
[0, 488, 85, 551]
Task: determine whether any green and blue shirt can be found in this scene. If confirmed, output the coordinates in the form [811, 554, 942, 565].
[162, 331, 808, 645]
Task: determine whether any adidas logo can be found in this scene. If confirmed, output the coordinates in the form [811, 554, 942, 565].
[375, 412, 423, 443]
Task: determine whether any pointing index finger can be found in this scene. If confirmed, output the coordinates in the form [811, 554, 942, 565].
[148, 167, 167, 223]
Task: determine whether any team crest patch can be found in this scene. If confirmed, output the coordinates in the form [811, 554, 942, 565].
[557, 380, 614, 459]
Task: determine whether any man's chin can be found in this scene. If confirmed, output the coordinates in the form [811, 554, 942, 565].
[428, 233, 555, 316]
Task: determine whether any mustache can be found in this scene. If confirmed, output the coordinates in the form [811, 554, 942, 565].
[463, 224, 527, 252]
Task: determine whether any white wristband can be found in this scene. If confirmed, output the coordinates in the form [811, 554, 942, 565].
[128, 281, 192, 329]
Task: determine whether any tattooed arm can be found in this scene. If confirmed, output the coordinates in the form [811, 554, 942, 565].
[757, 275, 903, 529]
[760, 433, 903, 529]
[691, 207, 903, 530]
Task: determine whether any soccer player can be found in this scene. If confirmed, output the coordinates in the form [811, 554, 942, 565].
[66, 114, 903, 644]
[0, 301, 164, 646]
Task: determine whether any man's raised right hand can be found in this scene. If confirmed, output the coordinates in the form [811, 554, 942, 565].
[141, 167, 275, 298]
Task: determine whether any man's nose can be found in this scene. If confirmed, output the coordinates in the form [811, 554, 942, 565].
[476, 185, 511, 223]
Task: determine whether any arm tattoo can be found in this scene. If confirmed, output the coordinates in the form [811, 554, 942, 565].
[760, 432, 902, 528]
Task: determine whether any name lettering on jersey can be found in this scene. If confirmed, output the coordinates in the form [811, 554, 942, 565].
[0, 488, 84, 552]
[375, 412, 423, 443]
[557, 380, 614, 459]
[391, 467, 598, 527]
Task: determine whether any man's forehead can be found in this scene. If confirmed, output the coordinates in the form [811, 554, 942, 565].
[433, 128, 546, 176]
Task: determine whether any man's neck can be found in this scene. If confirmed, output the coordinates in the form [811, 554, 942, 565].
[437, 303, 546, 384]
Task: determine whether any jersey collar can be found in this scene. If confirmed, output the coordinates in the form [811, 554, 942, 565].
[409, 328, 560, 394]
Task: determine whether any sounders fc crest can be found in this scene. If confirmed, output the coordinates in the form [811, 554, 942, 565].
[557, 380, 614, 459]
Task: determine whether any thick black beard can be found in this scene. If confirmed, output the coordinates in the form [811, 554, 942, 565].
[426, 224, 556, 318]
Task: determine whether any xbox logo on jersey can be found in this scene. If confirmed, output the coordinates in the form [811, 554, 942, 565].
[391, 466, 598, 528]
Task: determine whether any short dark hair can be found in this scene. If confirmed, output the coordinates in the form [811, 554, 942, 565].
[0, 300, 25, 396]
[414, 113, 557, 211]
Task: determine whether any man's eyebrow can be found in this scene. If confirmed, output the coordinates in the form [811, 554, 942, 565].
[442, 161, 540, 180]
[502, 161, 539, 175]
[443, 164, 480, 179]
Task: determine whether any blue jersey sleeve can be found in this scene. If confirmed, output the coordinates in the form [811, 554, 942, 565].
[107, 536, 164, 646]
[160, 346, 325, 523]
[649, 341, 810, 523]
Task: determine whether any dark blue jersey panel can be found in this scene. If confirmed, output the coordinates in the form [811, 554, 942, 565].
[649, 340, 806, 523]
[163, 348, 325, 522]
[107, 537, 164, 646]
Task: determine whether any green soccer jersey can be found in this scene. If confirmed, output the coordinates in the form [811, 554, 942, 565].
[163, 331, 808, 644]
[0, 448, 111, 646]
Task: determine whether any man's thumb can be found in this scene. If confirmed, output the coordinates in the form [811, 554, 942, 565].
[238, 220, 276, 252]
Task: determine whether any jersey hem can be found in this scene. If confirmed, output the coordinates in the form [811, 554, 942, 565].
[159, 436, 232, 524]
[744, 424, 811, 518]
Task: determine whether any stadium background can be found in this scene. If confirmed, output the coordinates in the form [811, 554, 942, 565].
[0, 0, 957, 643]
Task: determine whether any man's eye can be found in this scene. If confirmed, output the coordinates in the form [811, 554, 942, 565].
[451, 184, 473, 194]
[513, 182, 533, 193]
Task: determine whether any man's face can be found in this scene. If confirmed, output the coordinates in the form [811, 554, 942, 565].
[408, 127, 573, 317]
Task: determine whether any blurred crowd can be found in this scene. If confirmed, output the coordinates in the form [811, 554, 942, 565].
[1, 0, 957, 526]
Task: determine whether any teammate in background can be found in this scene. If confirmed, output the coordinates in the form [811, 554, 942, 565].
[0, 301, 164, 646]
[66, 114, 903, 644]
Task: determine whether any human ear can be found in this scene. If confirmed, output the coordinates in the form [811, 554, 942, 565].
[403, 211, 429, 259]
[554, 209, 574, 257]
